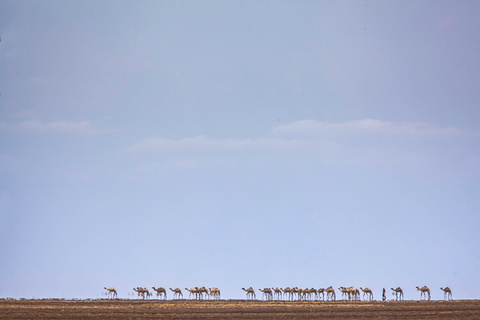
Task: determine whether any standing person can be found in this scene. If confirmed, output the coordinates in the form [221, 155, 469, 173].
[382, 288, 386, 301]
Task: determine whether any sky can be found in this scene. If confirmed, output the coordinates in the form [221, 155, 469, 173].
[1, 0, 479, 300]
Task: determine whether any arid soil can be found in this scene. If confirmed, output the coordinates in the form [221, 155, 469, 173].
[1, 299, 479, 319]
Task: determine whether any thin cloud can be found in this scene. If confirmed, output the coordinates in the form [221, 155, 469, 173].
[0, 119, 111, 135]
[270, 119, 466, 139]
[125, 119, 474, 164]
[126, 135, 339, 154]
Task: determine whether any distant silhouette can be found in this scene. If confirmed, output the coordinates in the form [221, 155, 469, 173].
[382, 288, 386, 301]
[416, 286, 431, 301]
[152, 287, 167, 300]
[391, 287, 404, 301]
[104, 287, 117, 299]
[440, 287, 453, 300]
[169, 288, 183, 299]
[242, 287, 256, 300]
[360, 287, 373, 301]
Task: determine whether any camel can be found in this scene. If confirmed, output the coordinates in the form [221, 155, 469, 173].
[299, 288, 310, 301]
[346, 287, 359, 301]
[133, 287, 151, 299]
[292, 287, 307, 301]
[344, 287, 354, 301]
[185, 286, 208, 300]
[207, 288, 214, 300]
[199, 287, 209, 300]
[303, 288, 317, 301]
[133, 287, 142, 299]
[416, 286, 431, 301]
[185, 287, 199, 300]
[339, 287, 359, 301]
[272, 287, 282, 300]
[215, 288, 221, 300]
[104, 287, 117, 299]
[295, 287, 304, 301]
[291, 287, 300, 300]
[326, 286, 336, 301]
[259, 288, 273, 301]
[169, 288, 183, 300]
[391, 287, 404, 301]
[142, 287, 152, 299]
[242, 287, 256, 300]
[208, 287, 221, 300]
[302, 288, 311, 301]
[281, 287, 293, 301]
[297, 287, 307, 301]
[340, 286, 356, 301]
[152, 287, 167, 300]
[360, 287, 373, 301]
[317, 288, 326, 301]
[440, 287, 452, 300]
[132, 287, 141, 299]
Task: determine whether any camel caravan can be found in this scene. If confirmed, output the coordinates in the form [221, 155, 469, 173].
[243, 286, 453, 302]
[103, 285, 453, 301]
[244, 286, 346, 301]
[109, 286, 221, 300]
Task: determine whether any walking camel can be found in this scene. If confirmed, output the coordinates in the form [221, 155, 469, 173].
[291, 287, 300, 300]
[416, 286, 431, 301]
[185, 287, 199, 300]
[208, 287, 221, 300]
[281, 287, 293, 301]
[354, 288, 361, 301]
[301, 288, 314, 301]
[242, 287, 256, 300]
[133, 287, 144, 299]
[338, 287, 348, 300]
[198, 287, 209, 300]
[104, 287, 117, 299]
[169, 288, 183, 299]
[133, 287, 142, 299]
[325, 286, 336, 301]
[391, 287, 404, 301]
[317, 288, 326, 301]
[360, 287, 373, 301]
[306, 288, 318, 301]
[294, 287, 307, 301]
[293, 287, 303, 301]
[259, 288, 273, 301]
[339, 287, 358, 301]
[152, 287, 167, 300]
[440, 287, 453, 300]
[133, 287, 151, 299]
[272, 287, 282, 300]
[348, 287, 360, 301]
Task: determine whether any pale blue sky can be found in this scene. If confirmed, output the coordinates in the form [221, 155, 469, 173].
[1, 0, 479, 300]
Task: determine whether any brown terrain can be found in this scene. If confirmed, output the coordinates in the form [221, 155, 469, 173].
[1, 299, 480, 319]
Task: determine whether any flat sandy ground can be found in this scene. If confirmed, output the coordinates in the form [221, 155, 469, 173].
[1, 299, 479, 319]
